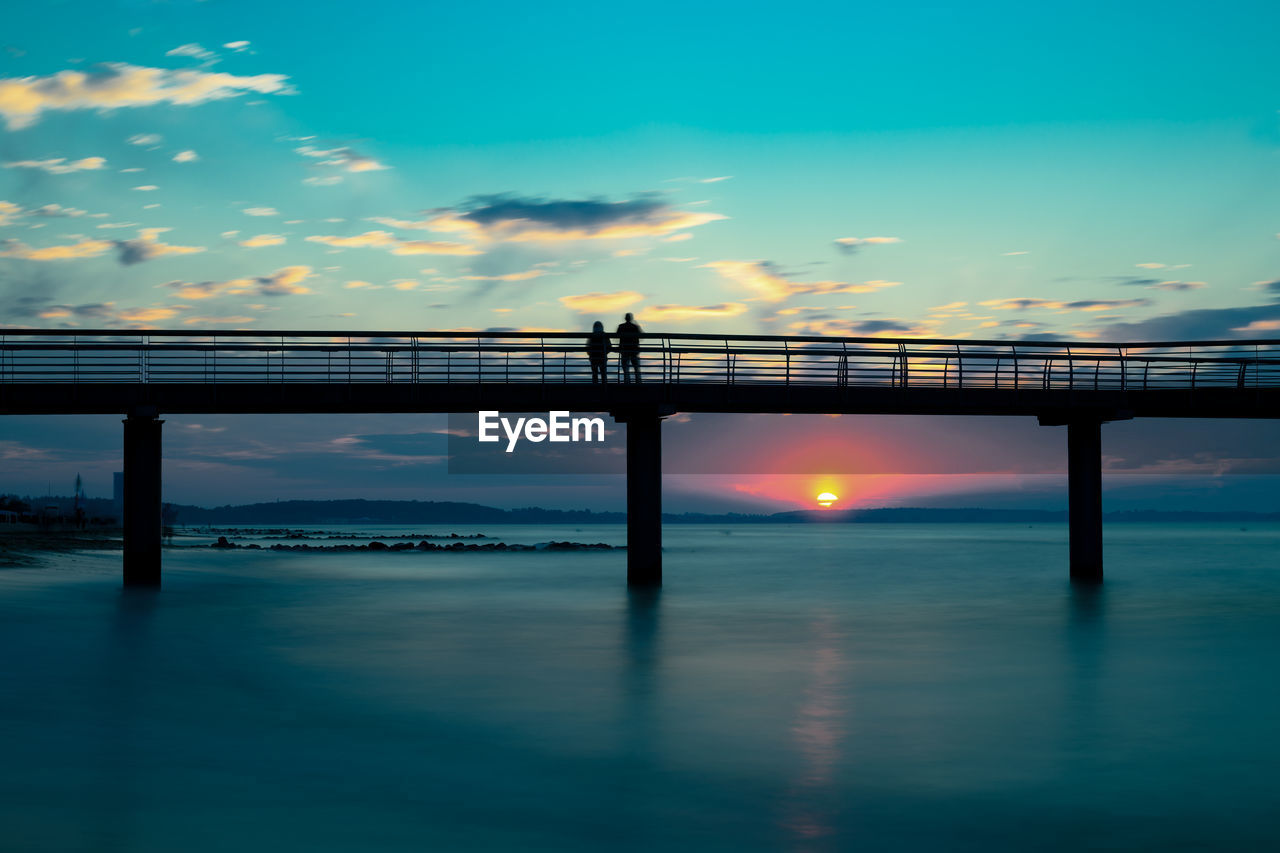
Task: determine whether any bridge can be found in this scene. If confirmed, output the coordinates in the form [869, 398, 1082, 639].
[4, 329, 1279, 588]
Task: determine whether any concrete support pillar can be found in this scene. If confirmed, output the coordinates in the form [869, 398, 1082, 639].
[625, 409, 663, 587]
[1067, 419, 1103, 583]
[122, 413, 163, 588]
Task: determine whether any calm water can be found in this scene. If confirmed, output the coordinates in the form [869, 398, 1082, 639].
[3, 523, 1280, 851]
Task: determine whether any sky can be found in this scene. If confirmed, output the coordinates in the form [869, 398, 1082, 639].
[2, 0, 1279, 511]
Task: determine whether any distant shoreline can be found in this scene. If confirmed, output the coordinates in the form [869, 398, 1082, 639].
[156, 500, 1280, 526]
[8, 497, 1280, 529]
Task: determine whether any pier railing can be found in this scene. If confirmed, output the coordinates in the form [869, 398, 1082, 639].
[3, 330, 1280, 391]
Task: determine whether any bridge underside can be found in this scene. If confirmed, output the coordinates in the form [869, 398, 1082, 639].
[7, 382, 1279, 590]
[4, 381, 1280, 418]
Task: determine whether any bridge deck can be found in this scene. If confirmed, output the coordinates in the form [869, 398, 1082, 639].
[2, 330, 1279, 417]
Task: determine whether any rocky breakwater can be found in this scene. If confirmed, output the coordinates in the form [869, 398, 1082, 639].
[210, 536, 620, 552]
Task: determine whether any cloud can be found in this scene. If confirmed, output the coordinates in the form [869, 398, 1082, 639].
[700, 259, 900, 302]
[181, 315, 257, 326]
[4, 156, 106, 174]
[296, 145, 389, 173]
[833, 236, 901, 254]
[415, 194, 726, 243]
[305, 230, 397, 248]
[1230, 320, 1280, 334]
[35, 301, 184, 328]
[239, 233, 286, 248]
[642, 302, 749, 321]
[1114, 276, 1205, 290]
[1147, 281, 1206, 292]
[0, 201, 89, 223]
[132, 185, 158, 191]
[127, 133, 162, 146]
[1, 227, 205, 264]
[172, 149, 199, 163]
[1, 237, 113, 260]
[165, 43, 218, 64]
[787, 318, 931, 337]
[344, 280, 377, 289]
[163, 265, 313, 299]
[392, 239, 480, 256]
[1092, 304, 1280, 342]
[0, 63, 292, 129]
[979, 297, 1152, 312]
[114, 227, 205, 264]
[223, 41, 252, 53]
[28, 203, 88, 217]
[558, 291, 645, 314]
[243, 207, 278, 216]
[305, 229, 479, 256]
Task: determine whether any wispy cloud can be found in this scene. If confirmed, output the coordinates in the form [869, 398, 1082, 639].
[1, 227, 204, 264]
[558, 291, 645, 314]
[163, 265, 313, 299]
[787, 318, 931, 337]
[296, 144, 389, 174]
[114, 228, 205, 264]
[0, 63, 292, 129]
[401, 194, 725, 243]
[833, 236, 901, 255]
[642, 302, 748, 321]
[0, 200, 91, 223]
[36, 302, 185, 328]
[700, 260, 900, 302]
[4, 156, 106, 174]
[240, 233, 286, 248]
[305, 229, 479, 256]
[165, 43, 218, 64]
[980, 297, 1152, 312]
[0, 237, 113, 260]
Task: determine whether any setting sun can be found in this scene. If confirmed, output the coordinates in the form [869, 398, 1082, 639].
[816, 491, 839, 507]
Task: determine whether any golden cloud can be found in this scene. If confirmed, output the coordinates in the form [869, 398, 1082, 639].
[642, 302, 749, 321]
[305, 230, 479, 256]
[700, 260, 900, 302]
[164, 265, 313, 299]
[558, 291, 645, 314]
[239, 233, 286, 248]
[0, 63, 292, 129]
[4, 156, 106, 174]
[0, 237, 113, 260]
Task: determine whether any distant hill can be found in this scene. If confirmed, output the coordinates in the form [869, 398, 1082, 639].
[7, 495, 1280, 526]
[158, 500, 1280, 526]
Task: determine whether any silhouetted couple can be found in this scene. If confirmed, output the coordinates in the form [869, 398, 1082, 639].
[586, 313, 642, 384]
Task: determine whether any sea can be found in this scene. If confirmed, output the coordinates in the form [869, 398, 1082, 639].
[2, 522, 1279, 852]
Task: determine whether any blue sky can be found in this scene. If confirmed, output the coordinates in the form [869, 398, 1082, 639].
[2, 0, 1279, 508]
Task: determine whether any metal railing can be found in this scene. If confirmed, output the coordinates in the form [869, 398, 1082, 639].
[2, 330, 1280, 391]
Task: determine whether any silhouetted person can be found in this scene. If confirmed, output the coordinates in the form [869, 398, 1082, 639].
[617, 312, 642, 383]
[586, 320, 611, 383]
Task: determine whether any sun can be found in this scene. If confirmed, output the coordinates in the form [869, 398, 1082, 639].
[816, 491, 838, 508]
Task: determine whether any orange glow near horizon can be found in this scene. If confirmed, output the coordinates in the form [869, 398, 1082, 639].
[663, 472, 1053, 512]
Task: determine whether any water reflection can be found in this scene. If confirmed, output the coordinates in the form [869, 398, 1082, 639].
[1064, 582, 1108, 747]
[92, 589, 160, 853]
[780, 614, 848, 851]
